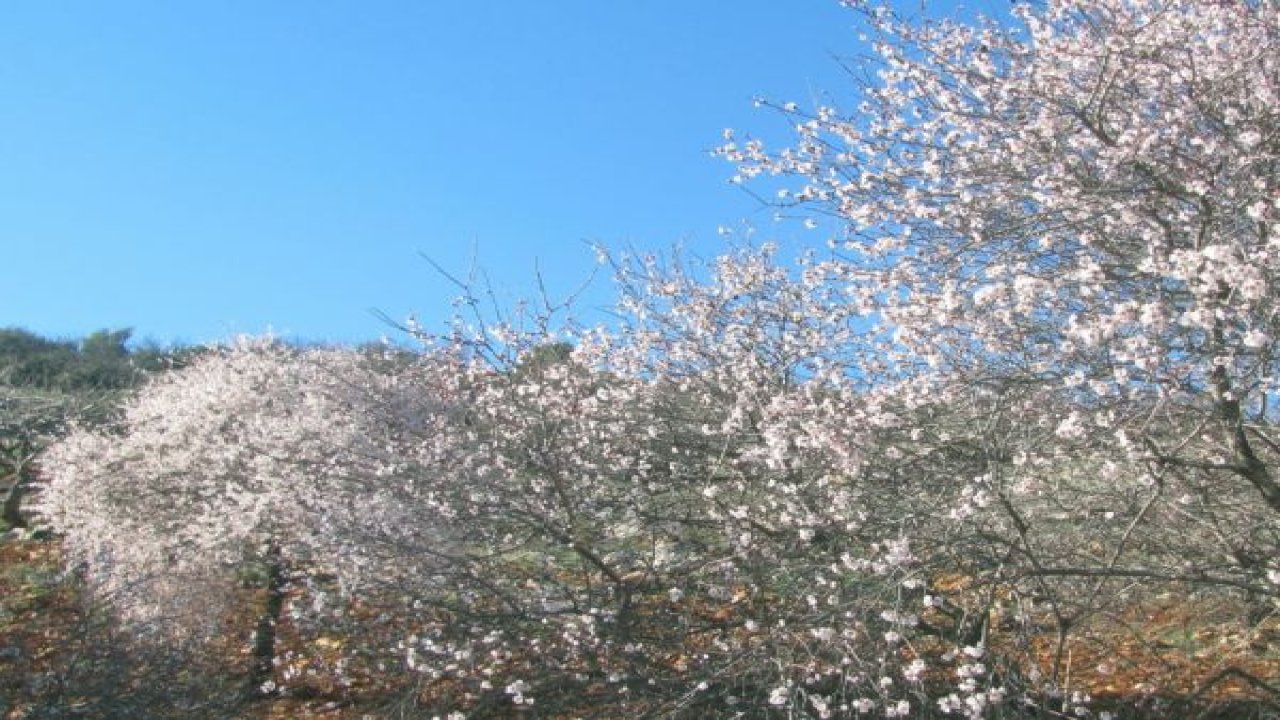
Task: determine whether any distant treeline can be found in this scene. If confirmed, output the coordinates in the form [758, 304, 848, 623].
[0, 327, 199, 393]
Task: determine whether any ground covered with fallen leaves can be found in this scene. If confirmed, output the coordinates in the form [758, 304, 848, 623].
[1, 536, 1277, 718]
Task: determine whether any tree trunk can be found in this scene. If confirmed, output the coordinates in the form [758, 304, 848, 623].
[2, 470, 26, 529]
[1211, 358, 1280, 514]
[244, 547, 287, 699]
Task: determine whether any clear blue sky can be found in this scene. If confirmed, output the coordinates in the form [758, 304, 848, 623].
[3, 1, 1001, 346]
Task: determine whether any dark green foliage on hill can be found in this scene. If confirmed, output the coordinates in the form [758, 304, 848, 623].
[0, 327, 170, 393]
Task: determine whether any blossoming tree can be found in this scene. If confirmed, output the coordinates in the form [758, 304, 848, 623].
[35, 339, 459, 696]
[714, 0, 1280, 705]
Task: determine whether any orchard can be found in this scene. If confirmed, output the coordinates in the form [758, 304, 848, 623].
[22, 1, 1280, 717]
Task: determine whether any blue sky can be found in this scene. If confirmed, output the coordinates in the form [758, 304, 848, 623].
[3, 1, 1001, 346]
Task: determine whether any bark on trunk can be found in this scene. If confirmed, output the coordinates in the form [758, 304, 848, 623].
[2, 470, 27, 529]
[244, 547, 287, 699]
[1212, 360, 1280, 514]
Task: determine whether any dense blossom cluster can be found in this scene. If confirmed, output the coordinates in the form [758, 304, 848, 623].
[38, 340, 458, 632]
[35, 0, 1280, 717]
